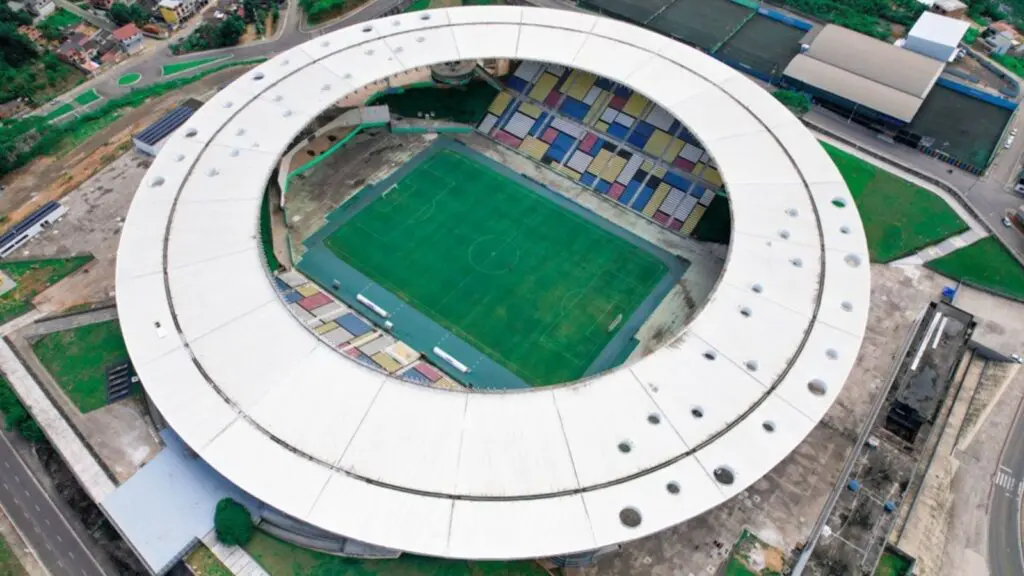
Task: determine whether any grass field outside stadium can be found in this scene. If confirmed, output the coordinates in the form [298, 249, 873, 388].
[302, 141, 682, 387]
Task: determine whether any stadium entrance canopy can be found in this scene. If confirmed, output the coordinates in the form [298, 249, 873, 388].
[116, 7, 870, 560]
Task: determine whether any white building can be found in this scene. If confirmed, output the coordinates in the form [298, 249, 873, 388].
[904, 11, 970, 62]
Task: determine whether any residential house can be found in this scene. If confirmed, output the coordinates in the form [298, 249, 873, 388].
[112, 22, 144, 53]
[158, 0, 206, 25]
[25, 0, 55, 18]
[981, 27, 1018, 55]
[930, 0, 967, 19]
[91, 0, 114, 9]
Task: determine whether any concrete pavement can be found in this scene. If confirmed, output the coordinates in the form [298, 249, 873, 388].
[988, 393, 1024, 576]
[890, 229, 988, 266]
[0, 430, 107, 576]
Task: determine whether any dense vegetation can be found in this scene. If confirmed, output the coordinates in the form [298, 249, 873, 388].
[993, 53, 1024, 78]
[109, 1, 151, 26]
[300, 0, 346, 24]
[0, 58, 265, 177]
[773, 89, 811, 116]
[0, 375, 46, 444]
[214, 498, 254, 546]
[772, 0, 925, 39]
[0, 4, 82, 106]
[170, 14, 245, 54]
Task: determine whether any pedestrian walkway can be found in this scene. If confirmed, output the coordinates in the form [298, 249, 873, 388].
[202, 531, 270, 576]
[890, 228, 989, 266]
[0, 315, 115, 503]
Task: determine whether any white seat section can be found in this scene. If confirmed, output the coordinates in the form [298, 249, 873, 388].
[116, 7, 870, 559]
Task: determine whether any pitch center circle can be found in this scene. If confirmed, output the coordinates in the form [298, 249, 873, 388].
[468, 235, 520, 274]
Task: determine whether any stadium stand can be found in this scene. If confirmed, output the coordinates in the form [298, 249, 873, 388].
[132, 98, 205, 156]
[479, 62, 724, 237]
[273, 270, 463, 389]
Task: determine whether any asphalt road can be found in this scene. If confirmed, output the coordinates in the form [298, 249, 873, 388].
[0, 429, 107, 576]
[989, 396, 1024, 576]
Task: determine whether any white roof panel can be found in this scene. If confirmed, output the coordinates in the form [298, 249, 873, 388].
[117, 8, 870, 559]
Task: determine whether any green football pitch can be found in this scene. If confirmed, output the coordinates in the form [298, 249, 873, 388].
[324, 148, 669, 386]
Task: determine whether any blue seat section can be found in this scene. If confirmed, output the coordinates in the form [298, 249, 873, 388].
[545, 145, 568, 163]
[668, 119, 681, 134]
[283, 290, 302, 304]
[613, 84, 632, 98]
[633, 121, 656, 138]
[580, 172, 597, 186]
[631, 186, 655, 211]
[620, 181, 641, 205]
[337, 313, 372, 337]
[690, 182, 707, 197]
[273, 277, 290, 292]
[553, 133, 575, 151]
[401, 369, 431, 385]
[530, 112, 549, 136]
[354, 352, 376, 367]
[506, 75, 529, 93]
[626, 130, 650, 148]
[559, 97, 588, 121]
[677, 125, 699, 145]
[607, 123, 628, 139]
[663, 171, 692, 191]
[595, 77, 614, 91]
[595, 179, 611, 194]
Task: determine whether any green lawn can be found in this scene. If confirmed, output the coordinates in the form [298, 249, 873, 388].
[161, 56, 226, 77]
[41, 8, 81, 29]
[822, 143, 969, 262]
[32, 320, 129, 414]
[723, 530, 784, 576]
[0, 531, 26, 576]
[117, 72, 142, 86]
[43, 103, 74, 122]
[245, 530, 548, 576]
[186, 545, 232, 576]
[0, 257, 93, 326]
[323, 148, 667, 385]
[926, 236, 1024, 300]
[73, 89, 100, 106]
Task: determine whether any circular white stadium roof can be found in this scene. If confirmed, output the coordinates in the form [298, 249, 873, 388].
[116, 7, 870, 559]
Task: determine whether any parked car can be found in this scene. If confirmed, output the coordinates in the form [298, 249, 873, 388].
[1004, 216, 1013, 227]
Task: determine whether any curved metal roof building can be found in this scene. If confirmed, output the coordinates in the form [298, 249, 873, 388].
[116, 6, 870, 560]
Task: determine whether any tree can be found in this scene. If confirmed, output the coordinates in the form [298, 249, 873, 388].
[217, 14, 245, 46]
[0, 24, 38, 68]
[0, 4, 33, 26]
[214, 498, 253, 546]
[109, 2, 150, 26]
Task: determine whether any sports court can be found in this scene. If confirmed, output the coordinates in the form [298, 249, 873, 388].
[908, 85, 1013, 168]
[318, 143, 676, 386]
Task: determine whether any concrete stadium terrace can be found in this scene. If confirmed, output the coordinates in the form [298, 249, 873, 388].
[115, 6, 870, 560]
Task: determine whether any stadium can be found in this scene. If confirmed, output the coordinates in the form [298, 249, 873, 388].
[115, 6, 870, 563]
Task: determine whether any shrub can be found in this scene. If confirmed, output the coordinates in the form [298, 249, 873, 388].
[214, 498, 253, 546]
[773, 89, 812, 116]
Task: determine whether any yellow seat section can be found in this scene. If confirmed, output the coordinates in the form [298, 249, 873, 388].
[296, 283, 320, 297]
[600, 155, 627, 182]
[315, 323, 338, 335]
[529, 73, 559, 101]
[596, 121, 610, 133]
[558, 165, 581, 180]
[567, 71, 597, 101]
[587, 149, 613, 176]
[488, 91, 513, 116]
[643, 183, 670, 217]
[520, 136, 549, 160]
[661, 138, 685, 162]
[681, 204, 706, 235]
[623, 92, 648, 117]
[643, 129, 670, 155]
[371, 352, 402, 373]
[703, 167, 723, 187]
[519, 102, 542, 119]
[651, 166, 667, 178]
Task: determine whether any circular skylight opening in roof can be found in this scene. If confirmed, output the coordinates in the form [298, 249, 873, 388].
[269, 60, 747, 391]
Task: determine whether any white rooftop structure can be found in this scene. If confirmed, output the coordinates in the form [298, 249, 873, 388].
[905, 11, 970, 61]
[116, 7, 870, 559]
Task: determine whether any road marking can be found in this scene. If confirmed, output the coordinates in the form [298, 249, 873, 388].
[13, 475, 19, 483]
[68, 551, 74, 559]
[56, 535, 62, 543]
[1001, 465, 1012, 472]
